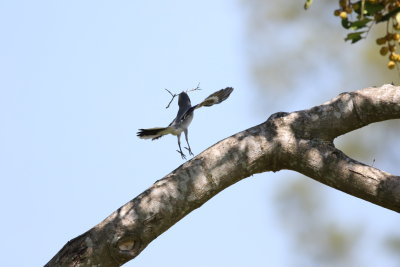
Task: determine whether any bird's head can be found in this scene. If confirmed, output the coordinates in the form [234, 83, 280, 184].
[178, 91, 191, 107]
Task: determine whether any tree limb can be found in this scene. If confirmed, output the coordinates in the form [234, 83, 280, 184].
[45, 84, 400, 267]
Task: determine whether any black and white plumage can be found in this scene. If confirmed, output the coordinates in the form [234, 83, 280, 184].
[137, 87, 234, 159]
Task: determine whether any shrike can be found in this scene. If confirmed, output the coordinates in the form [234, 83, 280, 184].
[137, 87, 233, 159]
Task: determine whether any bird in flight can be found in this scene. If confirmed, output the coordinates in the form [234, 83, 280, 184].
[137, 87, 234, 159]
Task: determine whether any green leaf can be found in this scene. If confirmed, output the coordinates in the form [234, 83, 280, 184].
[364, 2, 384, 16]
[350, 18, 371, 30]
[345, 31, 365, 44]
[341, 18, 351, 29]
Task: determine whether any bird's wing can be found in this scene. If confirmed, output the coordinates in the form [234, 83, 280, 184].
[194, 87, 234, 110]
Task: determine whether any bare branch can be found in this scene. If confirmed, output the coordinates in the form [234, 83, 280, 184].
[288, 139, 400, 212]
[46, 84, 400, 267]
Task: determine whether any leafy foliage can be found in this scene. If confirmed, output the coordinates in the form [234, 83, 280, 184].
[306, 0, 400, 70]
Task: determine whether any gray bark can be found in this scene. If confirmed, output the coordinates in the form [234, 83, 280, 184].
[45, 84, 400, 267]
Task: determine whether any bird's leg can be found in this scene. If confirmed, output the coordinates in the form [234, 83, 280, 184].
[176, 134, 186, 159]
[184, 129, 194, 156]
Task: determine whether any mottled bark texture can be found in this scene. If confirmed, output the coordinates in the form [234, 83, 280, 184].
[46, 84, 400, 267]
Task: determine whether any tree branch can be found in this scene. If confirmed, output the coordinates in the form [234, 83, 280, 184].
[45, 84, 400, 267]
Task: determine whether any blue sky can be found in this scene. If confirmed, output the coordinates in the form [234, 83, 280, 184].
[1, 1, 399, 267]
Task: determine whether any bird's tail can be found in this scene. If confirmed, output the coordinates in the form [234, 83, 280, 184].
[137, 127, 171, 140]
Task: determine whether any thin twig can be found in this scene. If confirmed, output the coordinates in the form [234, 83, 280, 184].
[165, 83, 201, 108]
[165, 88, 177, 109]
[186, 82, 201, 93]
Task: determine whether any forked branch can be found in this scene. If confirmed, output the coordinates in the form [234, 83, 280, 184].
[46, 84, 400, 267]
